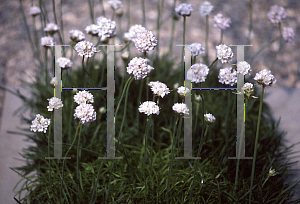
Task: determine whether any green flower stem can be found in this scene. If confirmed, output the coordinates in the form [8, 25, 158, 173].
[166, 116, 180, 203]
[60, 121, 82, 204]
[106, 76, 133, 204]
[209, 58, 218, 68]
[247, 0, 253, 45]
[87, 0, 95, 23]
[142, 116, 151, 203]
[60, 0, 65, 47]
[76, 123, 83, 196]
[52, 0, 63, 45]
[250, 36, 281, 64]
[156, 0, 161, 59]
[205, 15, 209, 65]
[168, 0, 177, 56]
[193, 101, 200, 134]
[189, 92, 206, 200]
[32, 16, 41, 65]
[262, 176, 270, 187]
[234, 118, 245, 201]
[44, 48, 48, 86]
[249, 85, 265, 204]
[47, 113, 56, 203]
[220, 29, 224, 44]
[115, 76, 133, 119]
[99, 0, 105, 16]
[269, 23, 282, 70]
[181, 16, 186, 81]
[142, 0, 146, 27]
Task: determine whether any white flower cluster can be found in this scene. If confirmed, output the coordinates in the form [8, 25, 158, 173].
[50, 77, 57, 87]
[41, 36, 54, 47]
[177, 86, 190, 97]
[108, 0, 122, 10]
[187, 63, 209, 83]
[85, 24, 99, 36]
[74, 41, 97, 58]
[254, 69, 276, 86]
[267, 5, 287, 24]
[282, 27, 295, 43]
[214, 13, 231, 30]
[74, 90, 94, 105]
[172, 103, 189, 115]
[134, 30, 157, 53]
[44, 23, 60, 35]
[69, 30, 85, 42]
[74, 104, 96, 125]
[127, 57, 154, 80]
[199, 1, 214, 16]
[30, 114, 51, 133]
[138, 101, 160, 116]
[56, 57, 73, 69]
[124, 25, 147, 42]
[242, 83, 254, 98]
[73, 91, 96, 125]
[216, 44, 234, 63]
[190, 43, 205, 57]
[96, 16, 117, 40]
[148, 81, 170, 98]
[29, 6, 41, 16]
[218, 67, 237, 86]
[236, 61, 251, 75]
[175, 3, 193, 16]
[47, 97, 64, 112]
[204, 113, 215, 123]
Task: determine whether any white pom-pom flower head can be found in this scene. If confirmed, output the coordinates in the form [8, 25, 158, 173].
[74, 104, 96, 125]
[218, 67, 237, 86]
[30, 114, 51, 133]
[236, 61, 251, 75]
[177, 86, 190, 97]
[187, 63, 209, 83]
[175, 3, 193, 16]
[134, 30, 157, 53]
[47, 97, 63, 112]
[148, 81, 170, 98]
[139, 101, 160, 116]
[74, 90, 94, 105]
[127, 57, 154, 80]
[190, 43, 205, 57]
[172, 103, 189, 116]
[204, 113, 215, 123]
[199, 1, 214, 16]
[254, 69, 276, 86]
[74, 41, 97, 58]
[56, 57, 73, 69]
[216, 44, 234, 64]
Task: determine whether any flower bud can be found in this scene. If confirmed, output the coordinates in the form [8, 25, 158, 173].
[50, 77, 57, 88]
[121, 51, 129, 60]
[72, 88, 78, 94]
[116, 8, 123, 17]
[194, 94, 202, 102]
[99, 107, 106, 114]
[173, 82, 179, 89]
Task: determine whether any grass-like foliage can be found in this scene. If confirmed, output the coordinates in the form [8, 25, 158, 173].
[9, 52, 300, 203]
[5, 0, 299, 203]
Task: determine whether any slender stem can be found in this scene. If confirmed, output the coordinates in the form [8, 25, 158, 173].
[168, 0, 177, 56]
[44, 48, 49, 85]
[193, 56, 196, 65]
[166, 116, 180, 203]
[60, 0, 65, 51]
[142, 0, 146, 27]
[220, 29, 224, 44]
[156, 0, 161, 58]
[47, 114, 56, 203]
[99, 0, 105, 17]
[246, 0, 253, 58]
[181, 16, 186, 81]
[143, 117, 150, 203]
[87, 0, 94, 23]
[52, 0, 63, 44]
[60, 122, 82, 204]
[269, 23, 282, 70]
[249, 85, 265, 204]
[76, 124, 83, 197]
[205, 15, 209, 64]
[234, 118, 245, 201]
[250, 37, 280, 64]
[209, 58, 218, 69]
[115, 76, 133, 119]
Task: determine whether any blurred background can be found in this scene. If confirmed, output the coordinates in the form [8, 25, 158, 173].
[0, 0, 299, 203]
